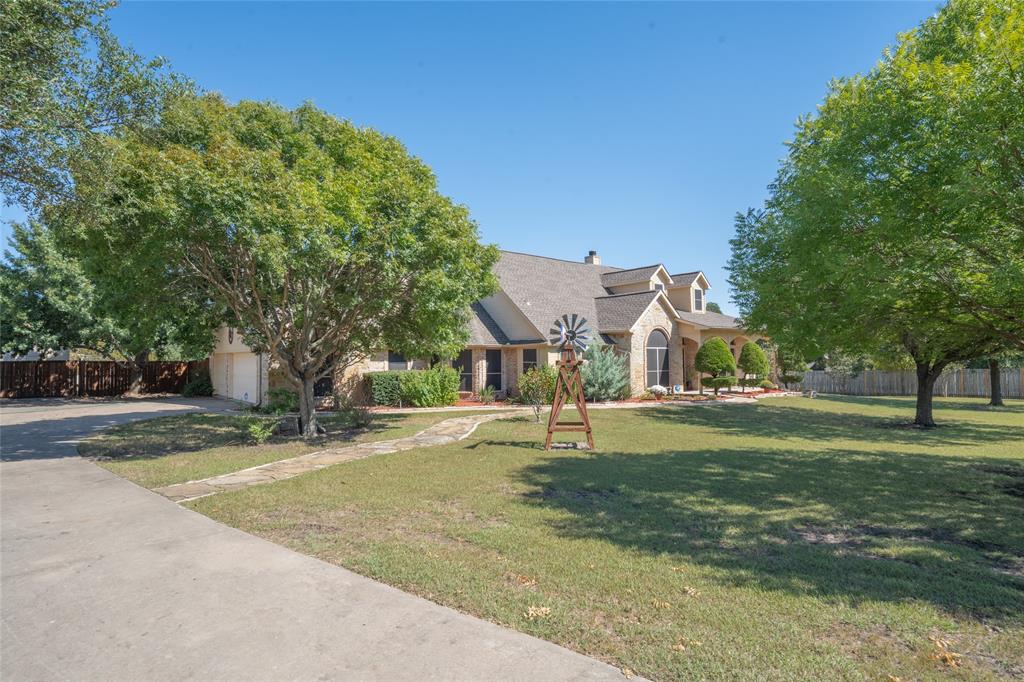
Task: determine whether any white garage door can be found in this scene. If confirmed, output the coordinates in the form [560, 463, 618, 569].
[230, 353, 259, 403]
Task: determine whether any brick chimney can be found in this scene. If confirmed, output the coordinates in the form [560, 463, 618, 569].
[584, 250, 601, 265]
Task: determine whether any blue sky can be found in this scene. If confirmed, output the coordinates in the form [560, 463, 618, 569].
[2, 1, 940, 314]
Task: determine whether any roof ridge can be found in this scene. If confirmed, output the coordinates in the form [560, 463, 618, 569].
[595, 290, 661, 300]
[498, 249, 622, 270]
[604, 263, 664, 274]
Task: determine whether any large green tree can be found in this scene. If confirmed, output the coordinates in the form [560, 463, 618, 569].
[728, 0, 1023, 426]
[1, 0, 185, 211]
[0, 217, 218, 390]
[82, 95, 497, 435]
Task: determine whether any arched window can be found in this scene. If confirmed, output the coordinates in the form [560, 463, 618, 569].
[646, 329, 670, 388]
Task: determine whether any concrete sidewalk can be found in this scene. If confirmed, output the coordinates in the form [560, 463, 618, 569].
[1, 397, 628, 681]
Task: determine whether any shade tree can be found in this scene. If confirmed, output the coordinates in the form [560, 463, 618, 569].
[728, 0, 1023, 426]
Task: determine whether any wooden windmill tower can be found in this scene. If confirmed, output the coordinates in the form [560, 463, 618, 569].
[545, 314, 594, 450]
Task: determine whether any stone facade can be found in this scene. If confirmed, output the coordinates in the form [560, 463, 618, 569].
[627, 299, 685, 395]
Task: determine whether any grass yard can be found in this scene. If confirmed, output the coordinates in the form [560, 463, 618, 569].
[82, 410, 501, 489]
[189, 396, 1024, 681]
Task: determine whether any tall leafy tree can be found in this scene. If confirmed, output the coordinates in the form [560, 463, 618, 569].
[1, 0, 185, 211]
[82, 95, 497, 435]
[0, 217, 218, 390]
[728, 0, 1024, 426]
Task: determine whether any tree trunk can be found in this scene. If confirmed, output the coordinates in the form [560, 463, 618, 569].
[989, 358, 1004, 407]
[914, 361, 942, 427]
[298, 375, 319, 438]
[127, 349, 149, 395]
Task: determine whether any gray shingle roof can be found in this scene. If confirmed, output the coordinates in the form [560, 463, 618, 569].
[594, 291, 661, 331]
[600, 265, 664, 287]
[669, 271, 702, 286]
[468, 251, 738, 346]
[675, 309, 742, 329]
[466, 302, 510, 345]
[492, 251, 618, 342]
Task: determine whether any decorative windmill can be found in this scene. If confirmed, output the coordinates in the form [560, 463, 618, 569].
[544, 314, 594, 450]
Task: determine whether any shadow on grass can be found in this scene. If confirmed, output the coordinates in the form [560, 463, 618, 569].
[643, 398, 1024, 447]
[814, 394, 1024, 414]
[517, 444, 1024, 622]
[82, 412, 411, 461]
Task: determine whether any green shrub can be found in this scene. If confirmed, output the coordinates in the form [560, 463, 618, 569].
[759, 379, 777, 389]
[478, 384, 496, 404]
[737, 342, 770, 392]
[265, 387, 299, 414]
[182, 368, 213, 397]
[518, 365, 557, 421]
[777, 347, 806, 389]
[366, 371, 403, 406]
[779, 373, 804, 389]
[695, 337, 737, 395]
[366, 367, 459, 407]
[399, 366, 459, 407]
[701, 376, 737, 395]
[245, 417, 276, 444]
[582, 343, 630, 402]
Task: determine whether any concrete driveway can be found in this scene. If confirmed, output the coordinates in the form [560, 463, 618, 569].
[1, 398, 626, 681]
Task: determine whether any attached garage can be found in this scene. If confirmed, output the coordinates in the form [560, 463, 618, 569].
[209, 327, 268, 405]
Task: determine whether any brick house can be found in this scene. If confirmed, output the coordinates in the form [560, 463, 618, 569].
[208, 250, 760, 404]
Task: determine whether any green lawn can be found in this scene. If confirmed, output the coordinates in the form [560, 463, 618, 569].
[82, 410, 500, 488]
[187, 397, 1024, 680]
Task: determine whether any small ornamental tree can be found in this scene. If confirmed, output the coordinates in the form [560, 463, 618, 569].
[695, 337, 737, 396]
[518, 365, 557, 422]
[737, 341, 770, 392]
[582, 343, 630, 402]
[777, 347, 806, 389]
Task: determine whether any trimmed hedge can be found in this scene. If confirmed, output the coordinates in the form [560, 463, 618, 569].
[701, 376, 737, 395]
[400, 365, 460, 407]
[366, 366, 459, 407]
[367, 371, 403, 406]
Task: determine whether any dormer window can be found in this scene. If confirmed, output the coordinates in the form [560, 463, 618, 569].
[654, 283, 665, 291]
[694, 288, 704, 311]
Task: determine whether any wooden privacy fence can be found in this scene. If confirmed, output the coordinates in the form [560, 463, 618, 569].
[0, 360, 207, 399]
[797, 368, 1024, 398]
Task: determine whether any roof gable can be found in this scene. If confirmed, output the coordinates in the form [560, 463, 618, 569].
[600, 264, 677, 288]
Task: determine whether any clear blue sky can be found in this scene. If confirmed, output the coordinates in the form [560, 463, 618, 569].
[2, 1, 940, 314]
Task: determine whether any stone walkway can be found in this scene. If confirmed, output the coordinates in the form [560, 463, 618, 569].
[154, 411, 516, 503]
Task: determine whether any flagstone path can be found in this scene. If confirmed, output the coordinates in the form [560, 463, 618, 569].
[154, 411, 518, 503]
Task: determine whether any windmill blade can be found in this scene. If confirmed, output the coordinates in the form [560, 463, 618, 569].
[570, 313, 578, 331]
[561, 314, 571, 328]
[548, 327, 562, 336]
[576, 317, 588, 331]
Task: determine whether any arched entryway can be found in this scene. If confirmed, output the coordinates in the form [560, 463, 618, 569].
[645, 329, 670, 388]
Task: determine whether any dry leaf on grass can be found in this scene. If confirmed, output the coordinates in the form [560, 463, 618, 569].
[651, 599, 672, 609]
[671, 637, 703, 652]
[682, 586, 701, 597]
[525, 606, 551, 620]
[927, 636, 963, 669]
[621, 667, 636, 679]
[510, 573, 537, 587]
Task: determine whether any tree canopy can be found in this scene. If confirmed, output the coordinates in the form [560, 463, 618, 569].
[728, 0, 1023, 425]
[81, 94, 498, 434]
[1, 0, 186, 211]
